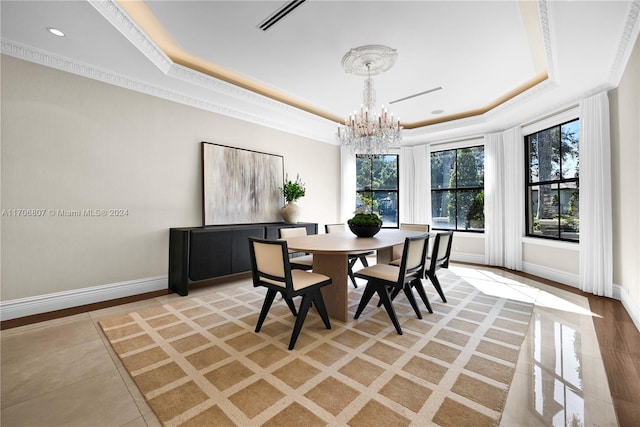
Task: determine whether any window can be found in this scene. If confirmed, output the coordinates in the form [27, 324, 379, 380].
[525, 119, 579, 241]
[355, 155, 399, 227]
[430, 146, 484, 231]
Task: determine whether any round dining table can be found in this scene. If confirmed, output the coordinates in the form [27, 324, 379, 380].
[282, 229, 426, 322]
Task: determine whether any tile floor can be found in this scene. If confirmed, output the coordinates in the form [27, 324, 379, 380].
[0, 264, 625, 426]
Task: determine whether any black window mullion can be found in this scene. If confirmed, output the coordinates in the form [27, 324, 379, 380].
[430, 145, 484, 232]
[525, 118, 579, 242]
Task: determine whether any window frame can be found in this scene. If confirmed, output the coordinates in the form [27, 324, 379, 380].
[355, 154, 399, 228]
[524, 118, 580, 242]
[430, 144, 485, 233]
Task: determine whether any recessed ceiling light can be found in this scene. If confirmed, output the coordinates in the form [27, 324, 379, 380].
[47, 27, 65, 37]
[431, 109, 444, 115]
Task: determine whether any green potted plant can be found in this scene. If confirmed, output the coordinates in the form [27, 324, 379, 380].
[280, 174, 305, 224]
[347, 194, 383, 237]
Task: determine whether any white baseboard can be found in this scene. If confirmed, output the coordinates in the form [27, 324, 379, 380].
[450, 252, 485, 265]
[0, 276, 168, 321]
[521, 262, 580, 288]
[616, 284, 640, 333]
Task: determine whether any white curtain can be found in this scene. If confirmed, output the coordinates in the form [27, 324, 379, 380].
[484, 133, 505, 266]
[579, 92, 613, 297]
[340, 147, 356, 223]
[502, 126, 524, 270]
[425, 144, 433, 225]
[412, 145, 429, 224]
[399, 145, 429, 225]
[399, 147, 415, 224]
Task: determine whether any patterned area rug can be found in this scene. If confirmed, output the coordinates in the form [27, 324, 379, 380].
[99, 270, 533, 426]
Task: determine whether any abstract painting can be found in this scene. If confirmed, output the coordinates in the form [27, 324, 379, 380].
[202, 142, 283, 225]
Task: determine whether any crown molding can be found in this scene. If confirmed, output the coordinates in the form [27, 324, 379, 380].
[88, 0, 173, 74]
[88, 0, 337, 143]
[0, 40, 334, 143]
[537, 0, 557, 81]
[609, 0, 640, 86]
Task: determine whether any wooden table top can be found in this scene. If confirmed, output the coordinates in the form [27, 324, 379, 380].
[283, 229, 428, 254]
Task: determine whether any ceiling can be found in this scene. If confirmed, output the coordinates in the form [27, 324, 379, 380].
[1, 1, 639, 145]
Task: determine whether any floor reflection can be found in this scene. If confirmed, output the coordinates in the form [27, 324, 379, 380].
[533, 313, 585, 426]
[448, 265, 618, 427]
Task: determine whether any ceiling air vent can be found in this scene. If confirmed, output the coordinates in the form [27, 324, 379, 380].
[389, 87, 443, 104]
[258, 0, 306, 31]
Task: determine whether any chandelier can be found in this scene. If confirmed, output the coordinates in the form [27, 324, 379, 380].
[336, 45, 402, 157]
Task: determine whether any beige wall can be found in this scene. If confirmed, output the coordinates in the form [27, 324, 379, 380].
[451, 234, 485, 262]
[610, 35, 640, 310]
[523, 241, 579, 276]
[1, 55, 340, 300]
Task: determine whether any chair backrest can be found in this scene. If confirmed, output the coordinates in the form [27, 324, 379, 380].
[428, 231, 454, 272]
[397, 234, 430, 284]
[400, 223, 430, 232]
[392, 224, 430, 259]
[325, 223, 346, 233]
[279, 227, 308, 238]
[248, 237, 293, 292]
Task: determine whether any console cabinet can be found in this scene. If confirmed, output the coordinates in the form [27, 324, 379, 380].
[169, 222, 317, 296]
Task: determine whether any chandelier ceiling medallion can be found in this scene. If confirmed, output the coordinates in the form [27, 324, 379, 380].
[336, 45, 402, 157]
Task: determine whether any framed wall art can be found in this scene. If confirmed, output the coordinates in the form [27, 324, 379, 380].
[202, 142, 284, 225]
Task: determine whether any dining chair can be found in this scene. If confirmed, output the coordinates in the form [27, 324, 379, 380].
[424, 231, 453, 303]
[387, 230, 453, 306]
[354, 233, 432, 335]
[279, 227, 314, 270]
[391, 223, 431, 261]
[248, 237, 332, 350]
[325, 223, 373, 288]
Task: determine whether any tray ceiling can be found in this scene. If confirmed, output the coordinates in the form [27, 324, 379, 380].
[1, 1, 638, 144]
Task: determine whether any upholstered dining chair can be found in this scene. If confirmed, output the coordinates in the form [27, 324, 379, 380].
[325, 223, 373, 288]
[354, 233, 432, 335]
[424, 231, 453, 303]
[279, 227, 314, 270]
[387, 230, 453, 306]
[248, 237, 332, 350]
[391, 223, 431, 261]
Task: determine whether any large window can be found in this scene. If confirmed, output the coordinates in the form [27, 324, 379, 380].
[355, 155, 399, 227]
[430, 146, 484, 231]
[525, 119, 579, 241]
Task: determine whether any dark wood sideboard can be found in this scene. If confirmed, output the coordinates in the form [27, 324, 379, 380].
[169, 222, 318, 296]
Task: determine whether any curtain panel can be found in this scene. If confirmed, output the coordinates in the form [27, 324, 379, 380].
[399, 145, 429, 225]
[502, 126, 525, 270]
[579, 92, 613, 297]
[484, 133, 505, 266]
[483, 128, 523, 270]
[412, 145, 429, 224]
[399, 147, 415, 224]
[340, 148, 356, 223]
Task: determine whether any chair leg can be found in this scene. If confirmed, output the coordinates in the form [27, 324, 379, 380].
[348, 270, 358, 288]
[289, 293, 313, 350]
[284, 297, 298, 316]
[348, 258, 358, 288]
[359, 255, 369, 268]
[426, 272, 447, 303]
[412, 279, 433, 313]
[376, 286, 397, 307]
[376, 284, 403, 335]
[403, 283, 423, 319]
[256, 289, 277, 333]
[354, 282, 377, 319]
[311, 289, 331, 330]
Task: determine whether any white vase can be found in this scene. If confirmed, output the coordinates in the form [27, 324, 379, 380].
[280, 201, 301, 224]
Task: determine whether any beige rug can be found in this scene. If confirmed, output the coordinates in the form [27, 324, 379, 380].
[99, 270, 533, 426]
